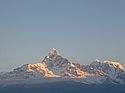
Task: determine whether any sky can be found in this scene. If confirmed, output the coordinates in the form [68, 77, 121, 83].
[0, 0, 125, 71]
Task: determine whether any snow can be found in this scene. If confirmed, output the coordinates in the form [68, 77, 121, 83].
[0, 49, 125, 85]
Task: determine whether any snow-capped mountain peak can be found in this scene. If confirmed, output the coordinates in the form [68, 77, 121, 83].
[48, 48, 58, 58]
[103, 61, 125, 71]
[0, 49, 125, 85]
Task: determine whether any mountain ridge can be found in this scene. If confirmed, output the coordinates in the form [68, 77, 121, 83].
[0, 48, 125, 85]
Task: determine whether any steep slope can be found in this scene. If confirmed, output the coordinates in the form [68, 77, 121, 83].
[0, 63, 59, 80]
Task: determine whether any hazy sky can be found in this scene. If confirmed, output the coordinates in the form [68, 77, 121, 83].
[0, 0, 125, 71]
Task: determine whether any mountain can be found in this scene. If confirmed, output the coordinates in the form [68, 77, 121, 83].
[0, 48, 125, 85]
[79, 59, 125, 84]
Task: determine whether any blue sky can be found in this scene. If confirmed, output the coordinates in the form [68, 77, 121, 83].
[0, 0, 125, 71]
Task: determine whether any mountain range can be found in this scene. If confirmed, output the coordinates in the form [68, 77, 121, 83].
[0, 48, 125, 85]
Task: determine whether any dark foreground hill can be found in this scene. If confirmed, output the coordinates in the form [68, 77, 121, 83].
[0, 80, 125, 93]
